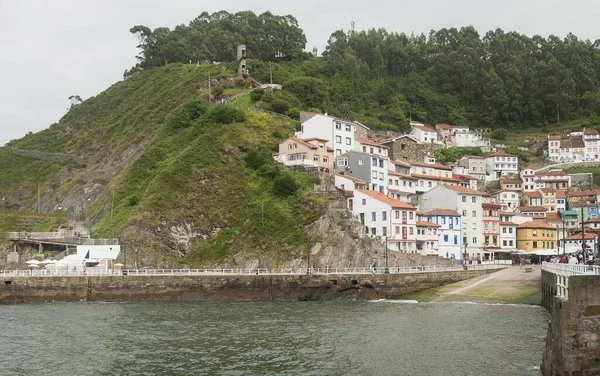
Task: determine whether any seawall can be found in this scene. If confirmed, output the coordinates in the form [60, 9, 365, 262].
[0, 269, 497, 304]
[541, 270, 600, 375]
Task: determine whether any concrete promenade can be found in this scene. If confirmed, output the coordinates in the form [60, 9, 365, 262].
[400, 265, 542, 304]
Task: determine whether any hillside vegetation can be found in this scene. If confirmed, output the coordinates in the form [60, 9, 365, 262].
[0, 64, 323, 266]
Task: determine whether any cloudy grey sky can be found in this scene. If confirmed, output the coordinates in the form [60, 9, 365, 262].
[1, 0, 599, 146]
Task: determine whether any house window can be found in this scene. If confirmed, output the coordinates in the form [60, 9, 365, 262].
[372, 171, 377, 179]
[336, 122, 341, 130]
[503, 240, 507, 246]
[323, 157, 328, 163]
[462, 210, 467, 216]
[444, 235, 449, 242]
[472, 223, 476, 230]
[362, 199, 366, 205]
[372, 157, 377, 165]
[358, 159, 363, 165]
[473, 237, 477, 244]
[509, 240, 514, 246]
[472, 197, 476, 203]
[472, 210, 477, 217]
[346, 137, 351, 145]
[372, 227, 377, 235]
[345, 125, 351, 132]
[533, 230, 538, 236]
[533, 241, 538, 248]
[502, 227, 506, 234]
[462, 196, 467, 202]
[442, 217, 446, 224]
[383, 227, 387, 236]
[454, 235, 458, 244]
[336, 135, 341, 143]
[395, 226, 400, 234]
[336, 149, 341, 156]
[401, 144, 406, 150]
[372, 212, 377, 221]
[409, 212, 414, 220]
[382, 211, 387, 221]
[395, 211, 400, 219]
[409, 227, 414, 235]
[313, 156, 319, 162]
[379, 172, 384, 181]
[370, 147, 374, 154]
[428, 182, 432, 188]
[455, 218, 459, 224]
[379, 160, 384, 168]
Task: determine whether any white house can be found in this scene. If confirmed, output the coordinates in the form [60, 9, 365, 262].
[334, 174, 366, 192]
[295, 113, 369, 157]
[521, 169, 536, 192]
[355, 139, 389, 157]
[499, 212, 518, 251]
[560, 233, 597, 255]
[450, 126, 491, 148]
[387, 170, 418, 203]
[422, 209, 462, 262]
[336, 151, 389, 194]
[493, 189, 521, 211]
[583, 128, 600, 161]
[420, 185, 485, 259]
[349, 190, 418, 253]
[410, 123, 440, 144]
[485, 151, 519, 180]
[416, 221, 440, 256]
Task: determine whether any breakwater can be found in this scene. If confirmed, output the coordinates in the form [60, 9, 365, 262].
[0, 269, 498, 304]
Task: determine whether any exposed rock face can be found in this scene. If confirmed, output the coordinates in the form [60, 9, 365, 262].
[222, 198, 453, 270]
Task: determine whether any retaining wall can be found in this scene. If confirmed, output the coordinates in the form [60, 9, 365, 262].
[0, 269, 497, 304]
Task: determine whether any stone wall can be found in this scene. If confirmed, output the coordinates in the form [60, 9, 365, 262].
[541, 272, 600, 375]
[0, 269, 497, 304]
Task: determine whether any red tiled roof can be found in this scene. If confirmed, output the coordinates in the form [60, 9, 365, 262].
[517, 222, 554, 229]
[436, 123, 453, 130]
[412, 124, 437, 132]
[356, 190, 417, 209]
[584, 128, 600, 135]
[548, 135, 561, 140]
[525, 191, 543, 199]
[500, 177, 522, 184]
[540, 188, 556, 194]
[488, 151, 517, 157]
[556, 190, 566, 199]
[546, 213, 560, 221]
[336, 174, 366, 184]
[391, 160, 411, 168]
[564, 233, 597, 240]
[500, 222, 518, 226]
[388, 170, 402, 177]
[584, 218, 600, 224]
[499, 211, 515, 216]
[519, 206, 547, 212]
[422, 209, 461, 216]
[357, 139, 389, 148]
[535, 171, 567, 176]
[410, 161, 453, 170]
[442, 185, 485, 195]
[411, 174, 461, 183]
[416, 221, 441, 228]
[569, 190, 598, 197]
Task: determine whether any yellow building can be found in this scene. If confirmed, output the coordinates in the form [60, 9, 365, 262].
[277, 137, 334, 172]
[516, 222, 557, 251]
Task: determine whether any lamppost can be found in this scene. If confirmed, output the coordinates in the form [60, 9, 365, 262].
[385, 235, 389, 274]
[463, 241, 468, 269]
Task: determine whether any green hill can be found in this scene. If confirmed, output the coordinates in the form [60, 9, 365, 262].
[0, 64, 323, 266]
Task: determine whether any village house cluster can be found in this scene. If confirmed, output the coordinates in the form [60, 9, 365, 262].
[547, 129, 600, 162]
[274, 112, 599, 264]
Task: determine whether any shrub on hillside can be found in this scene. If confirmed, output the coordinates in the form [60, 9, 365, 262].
[273, 172, 299, 197]
[244, 149, 272, 170]
[287, 107, 300, 119]
[205, 106, 247, 124]
[491, 128, 508, 140]
[169, 98, 207, 129]
[250, 88, 264, 102]
[270, 99, 290, 114]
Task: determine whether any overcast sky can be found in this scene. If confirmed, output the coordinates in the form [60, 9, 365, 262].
[1, 0, 599, 146]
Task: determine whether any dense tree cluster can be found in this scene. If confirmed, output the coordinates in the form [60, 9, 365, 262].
[321, 27, 600, 128]
[127, 11, 306, 75]
[128, 11, 600, 129]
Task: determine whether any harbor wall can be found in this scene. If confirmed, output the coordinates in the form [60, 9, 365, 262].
[0, 269, 497, 304]
[541, 271, 600, 375]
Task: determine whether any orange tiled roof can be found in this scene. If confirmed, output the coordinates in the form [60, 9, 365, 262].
[443, 185, 485, 195]
[411, 174, 461, 183]
[548, 135, 561, 140]
[357, 139, 389, 148]
[519, 206, 547, 212]
[412, 124, 437, 132]
[356, 190, 417, 209]
[410, 161, 453, 171]
[517, 222, 555, 229]
[564, 233, 597, 240]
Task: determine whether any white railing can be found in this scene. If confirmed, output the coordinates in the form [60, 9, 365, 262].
[542, 262, 600, 300]
[5, 232, 119, 245]
[0, 264, 506, 278]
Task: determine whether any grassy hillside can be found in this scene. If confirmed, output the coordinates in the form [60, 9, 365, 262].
[0, 64, 324, 266]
